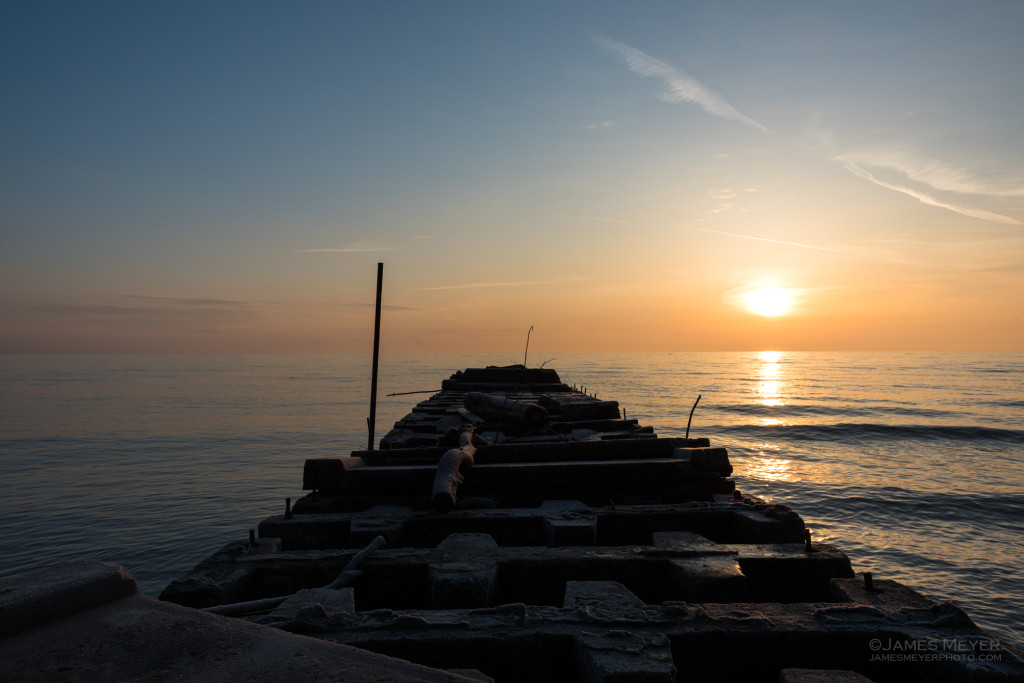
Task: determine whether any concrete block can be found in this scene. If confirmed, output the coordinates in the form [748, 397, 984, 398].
[564, 581, 647, 619]
[446, 669, 495, 682]
[250, 537, 280, 554]
[431, 533, 499, 608]
[732, 509, 803, 543]
[350, 505, 413, 547]
[576, 630, 676, 682]
[673, 447, 733, 476]
[667, 556, 747, 602]
[0, 559, 138, 637]
[779, 669, 875, 682]
[430, 562, 498, 609]
[542, 500, 597, 546]
[270, 587, 356, 618]
[652, 530, 734, 556]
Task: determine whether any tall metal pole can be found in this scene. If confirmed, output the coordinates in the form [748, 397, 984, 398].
[367, 262, 383, 450]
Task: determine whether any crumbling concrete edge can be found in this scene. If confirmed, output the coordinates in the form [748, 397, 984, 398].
[0, 559, 139, 638]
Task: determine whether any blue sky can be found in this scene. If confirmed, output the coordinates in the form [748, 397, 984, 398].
[3, 1, 1022, 352]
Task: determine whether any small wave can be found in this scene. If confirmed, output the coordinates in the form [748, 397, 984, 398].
[715, 422, 1024, 444]
[713, 403, 867, 417]
[984, 399, 1024, 408]
[712, 403, 960, 419]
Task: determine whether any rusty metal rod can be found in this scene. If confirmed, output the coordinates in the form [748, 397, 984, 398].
[367, 262, 383, 451]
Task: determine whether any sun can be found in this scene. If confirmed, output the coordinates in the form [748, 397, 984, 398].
[744, 288, 793, 317]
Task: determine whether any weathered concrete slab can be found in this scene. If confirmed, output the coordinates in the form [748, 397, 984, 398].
[564, 580, 648, 618]
[274, 500, 801, 550]
[666, 555, 747, 602]
[350, 505, 415, 547]
[165, 503, 852, 611]
[0, 559, 138, 637]
[164, 539, 856, 611]
[651, 530, 734, 556]
[779, 669, 875, 682]
[575, 630, 676, 682]
[672, 446, 733, 476]
[270, 587, 356, 618]
[541, 500, 597, 546]
[0, 562, 480, 682]
[430, 534, 499, 609]
[270, 597, 1024, 683]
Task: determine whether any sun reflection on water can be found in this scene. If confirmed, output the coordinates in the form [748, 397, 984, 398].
[755, 351, 788, 411]
[745, 444, 793, 482]
[746, 352, 794, 480]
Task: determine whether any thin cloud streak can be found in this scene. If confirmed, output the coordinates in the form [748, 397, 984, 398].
[416, 277, 585, 291]
[686, 227, 962, 270]
[331, 301, 422, 312]
[122, 294, 248, 307]
[842, 162, 1021, 225]
[568, 215, 629, 223]
[841, 149, 1024, 198]
[594, 35, 1018, 226]
[32, 302, 252, 319]
[686, 227, 840, 253]
[295, 247, 402, 253]
[594, 33, 767, 132]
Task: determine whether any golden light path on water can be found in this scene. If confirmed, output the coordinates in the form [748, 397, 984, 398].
[745, 350, 794, 483]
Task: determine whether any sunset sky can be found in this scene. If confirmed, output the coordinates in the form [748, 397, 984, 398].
[3, 1, 1022, 353]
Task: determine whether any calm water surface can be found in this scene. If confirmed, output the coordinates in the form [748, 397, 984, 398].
[1, 352, 1021, 648]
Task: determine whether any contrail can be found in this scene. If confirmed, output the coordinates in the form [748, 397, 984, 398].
[685, 227, 839, 252]
[841, 162, 1020, 225]
[295, 247, 402, 253]
[416, 277, 585, 291]
[684, 226, 940, 269]
[567, 215, 629, 224]
[594, 33, 767, 132]
[841, 150, 1024, 198]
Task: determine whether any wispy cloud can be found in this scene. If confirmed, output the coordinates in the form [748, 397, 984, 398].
[415, 277, 586, 291]
[594, 33, 766, 132]
[583, 120, 613, 130]
[841, 161, 1021, 225]
[840, 148, 1024, 198]
[33, 295, 256, 318]
[567, 215, 629, 224]
[685, 227, 840, 253]
[685, 226, 961, 269]
[122, 294, 248, 307]
[295, 246, 401, 253]
[330, 300, 422, 312]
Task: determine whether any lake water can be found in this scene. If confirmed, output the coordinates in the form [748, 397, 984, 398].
[1, 351, 1021, 649]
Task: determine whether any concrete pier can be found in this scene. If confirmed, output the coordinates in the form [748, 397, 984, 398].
[0, 560, 490, 682]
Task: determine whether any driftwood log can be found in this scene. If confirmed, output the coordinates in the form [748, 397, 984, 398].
[463, 392, 549, 429]
[432, 430, 480, 513]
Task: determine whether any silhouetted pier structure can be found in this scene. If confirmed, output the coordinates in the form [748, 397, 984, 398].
[159, 365, 1024, 682]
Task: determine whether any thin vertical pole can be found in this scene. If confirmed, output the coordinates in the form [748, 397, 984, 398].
[367, 262, 383, 450]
